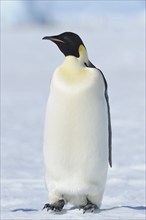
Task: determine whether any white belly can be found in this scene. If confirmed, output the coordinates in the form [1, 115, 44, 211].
[43, 66, 108, 201]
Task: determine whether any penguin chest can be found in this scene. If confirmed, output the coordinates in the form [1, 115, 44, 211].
[44, 67, 108, 178]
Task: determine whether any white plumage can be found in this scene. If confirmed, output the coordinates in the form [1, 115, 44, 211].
[44, 57, 108, 206]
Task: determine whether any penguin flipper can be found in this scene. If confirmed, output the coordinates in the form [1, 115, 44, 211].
[105, 89, 112, 167]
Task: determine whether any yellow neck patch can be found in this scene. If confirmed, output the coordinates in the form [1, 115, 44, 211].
[78, 44, 88, 65]
[78, 44, 85, 56]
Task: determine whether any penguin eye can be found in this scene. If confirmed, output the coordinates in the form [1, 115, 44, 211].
[84, 62, 88, 67]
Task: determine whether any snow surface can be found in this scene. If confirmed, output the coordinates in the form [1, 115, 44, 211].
[1, 20, 145, 220]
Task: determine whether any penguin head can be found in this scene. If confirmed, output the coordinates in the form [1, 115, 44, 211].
[42, 32, 89, 65]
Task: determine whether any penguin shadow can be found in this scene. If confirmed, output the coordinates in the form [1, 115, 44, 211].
[94, 205, 146, 214]
[11, 205, 146, 215]
[11, 208, 39, 212]
[59, 205, 146, 215]
[11, 207, 68, 215]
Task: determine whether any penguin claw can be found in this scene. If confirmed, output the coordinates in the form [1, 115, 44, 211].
[80, 200, 98, 213]
[43, 200, 65, 212]
[83, 204, 97, 213]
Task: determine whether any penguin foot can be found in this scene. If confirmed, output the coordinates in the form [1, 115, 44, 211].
[80, 199, 98, 213]
[43, 199, 65, 212]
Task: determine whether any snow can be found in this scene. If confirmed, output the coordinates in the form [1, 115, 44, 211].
[1, 10, 145, 220]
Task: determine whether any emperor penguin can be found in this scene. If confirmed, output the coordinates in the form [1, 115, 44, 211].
[42, 32, 112, 213]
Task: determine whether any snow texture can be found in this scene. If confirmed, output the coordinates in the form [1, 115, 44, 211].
[1, 7, 145, 220]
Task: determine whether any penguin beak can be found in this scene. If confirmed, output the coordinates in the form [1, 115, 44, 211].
[42, 36, 65, 43]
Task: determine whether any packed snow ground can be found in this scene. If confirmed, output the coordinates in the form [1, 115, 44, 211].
[1, 23, 145, 220]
